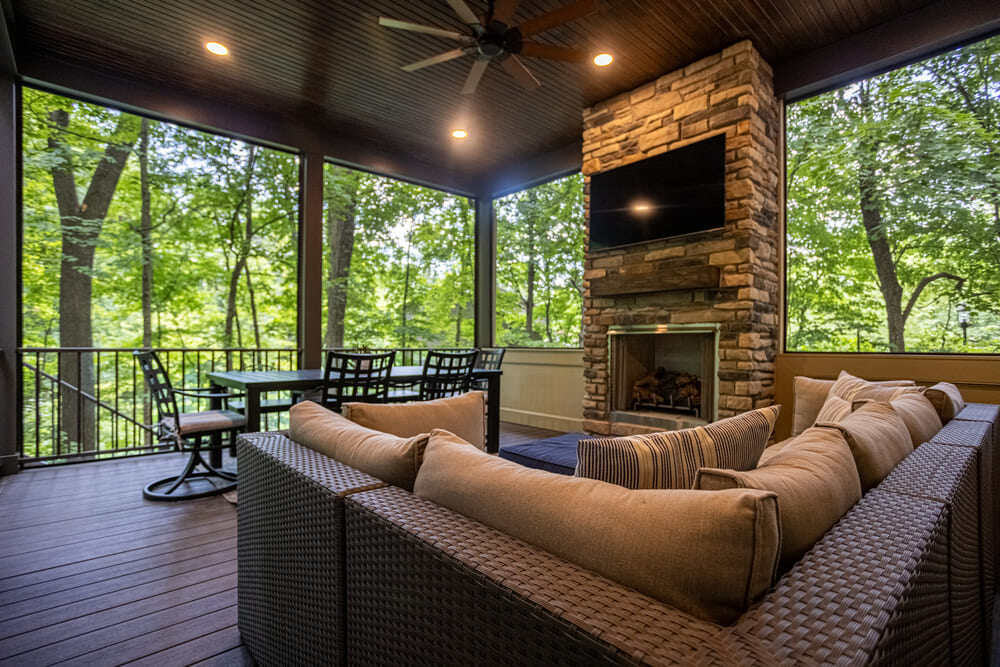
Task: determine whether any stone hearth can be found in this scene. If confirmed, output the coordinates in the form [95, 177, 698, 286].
[581, 40, 780, 436]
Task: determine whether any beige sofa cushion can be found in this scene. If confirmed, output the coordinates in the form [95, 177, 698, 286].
[818, 401, 912, 491]
[814, 394, 852, 424]
[288, 400, 427, 490]
[343, 391, 485, 450]
[854, 393, 941, 447]
[575, 405, 780, 490]
[414, 430, 781, 625]
[829, 370, 918, 403]
[924, 382, 966, 423]
[791, 376, 834, 437]
[696, 426, 861, 565]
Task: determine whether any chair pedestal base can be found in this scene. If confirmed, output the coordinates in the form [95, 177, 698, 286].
[143, 448, 237, 501]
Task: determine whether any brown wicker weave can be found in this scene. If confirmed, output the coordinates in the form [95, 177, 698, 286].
[735, 489, 951, 666]
[880, 442, 983, 665]
[344, 485, 754, 666]
[236, 432, 385, 666]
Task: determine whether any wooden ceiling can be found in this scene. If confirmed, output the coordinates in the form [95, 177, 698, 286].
[3, 0, 947, 182]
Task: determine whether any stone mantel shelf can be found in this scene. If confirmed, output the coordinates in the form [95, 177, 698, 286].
[589, 264, 721, 296]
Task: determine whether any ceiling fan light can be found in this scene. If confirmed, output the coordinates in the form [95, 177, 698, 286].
[593, 52, 613, 67]
[451, 129, 469, 139]
[205, 41, 229, 56]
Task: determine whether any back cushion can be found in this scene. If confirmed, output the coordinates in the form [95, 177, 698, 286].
[791, 377, 834, 437]
[695, 427, 861, 566]
[575, 405, 780, 489]
[858, 393, 941, 447]
[818, 401, 912, 491]
[415, 430, 781, 625]
[289, 400, 427, 490]
[829, 371, 918, 403]
[343, 391, 485, 449]
[814, 394, 851, 424]
[924, 382, 966, 424]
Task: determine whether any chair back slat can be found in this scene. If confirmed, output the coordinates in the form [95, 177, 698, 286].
[420, 350, 478, 401]
[475, 347, 505, 371]
[323, 350, 396, 410]
[133, 350, 180, 425]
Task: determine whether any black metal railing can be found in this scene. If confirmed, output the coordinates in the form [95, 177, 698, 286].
[18, 347, 299, 467]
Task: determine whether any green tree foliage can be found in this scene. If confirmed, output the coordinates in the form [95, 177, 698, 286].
[495, 174, 585, 347]
[786, 34, 1000, 353]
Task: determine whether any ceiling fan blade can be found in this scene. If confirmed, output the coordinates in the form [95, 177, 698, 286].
[519, 41, 589, 63]
[402, 48, 472, 72]
[446, 0, 481, 25]
[492, 0, 522, 24]
[462, 59, 490, 95]
[378, 17, 471, 41]
[501, 55, 541, 89]
[517, 0, 599, 37]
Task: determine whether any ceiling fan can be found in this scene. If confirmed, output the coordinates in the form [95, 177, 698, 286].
[378, 0, 600, 95]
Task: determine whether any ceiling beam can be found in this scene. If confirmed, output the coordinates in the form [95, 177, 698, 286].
[775, 0, 1000, 100]
[479, 141, 582, 199]
[16, 53, 481, 196]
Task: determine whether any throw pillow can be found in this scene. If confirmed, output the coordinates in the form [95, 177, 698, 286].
[814, 394, 852, 424]
[343, 391, 485, 450]
[854, 392, 941, 447]
[791, 376, 835, 437]
[695, 426, 862, 566]
[924, 382, 966, 423]
[817, 401, 912, 491]
[575, 405, 780, 489]
[289, 400, 428, 490]
[415, 429, 781, 625]
[829, 370, 918, 403]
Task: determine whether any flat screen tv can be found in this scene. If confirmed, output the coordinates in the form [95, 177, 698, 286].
[588, 134, 725, 251]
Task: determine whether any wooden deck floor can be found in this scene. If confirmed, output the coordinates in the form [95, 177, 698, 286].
[0, 422, 559, 666]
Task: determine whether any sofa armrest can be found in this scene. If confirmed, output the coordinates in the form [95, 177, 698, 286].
[344, 485, 775, 666]
[236, 432, 385, 667]
[735, 488, 950, 666]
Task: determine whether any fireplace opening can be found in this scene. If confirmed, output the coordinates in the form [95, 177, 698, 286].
[608, 325, 719, 427]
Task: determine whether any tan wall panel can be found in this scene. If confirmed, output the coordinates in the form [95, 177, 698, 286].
[774, 353, 1000, 439]
[500, 348, 584, 433]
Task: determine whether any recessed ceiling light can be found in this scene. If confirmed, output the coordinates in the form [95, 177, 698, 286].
[451, 129, 468, 139]
[205, 41, 229, 56]
[593, 53, 613, 67]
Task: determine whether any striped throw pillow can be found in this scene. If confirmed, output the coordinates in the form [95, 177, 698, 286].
[576, 405, 780, 489]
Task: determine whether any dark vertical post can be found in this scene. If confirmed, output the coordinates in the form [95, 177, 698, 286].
[0, 71, 18, 475]
[474, 196, 496, 348]
[299, 153, 324, 370]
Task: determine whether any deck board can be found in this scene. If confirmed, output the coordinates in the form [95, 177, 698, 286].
[0, 422, 559, 665]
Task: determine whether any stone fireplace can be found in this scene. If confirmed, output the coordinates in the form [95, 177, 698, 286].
[581, 41, 780, 436]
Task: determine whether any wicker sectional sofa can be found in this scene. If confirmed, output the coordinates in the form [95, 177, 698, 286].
[236, 403, 999, 666]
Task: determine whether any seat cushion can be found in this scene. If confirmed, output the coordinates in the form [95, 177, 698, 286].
[575, 405, 780, 489]
[498, 433, 583, 475]
[166, 409, 246, 436]
[414, 430, 781, 625]
[696, 426, 862, 565]
[925, 382, 966, 423]
[818, 401, 912, 491]
[343, 391, 485, 450]
[288, 400, 428, 491]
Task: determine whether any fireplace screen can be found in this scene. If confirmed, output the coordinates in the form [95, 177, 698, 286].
[608, 325, 718, 422]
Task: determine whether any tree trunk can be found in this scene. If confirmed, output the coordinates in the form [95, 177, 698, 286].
[244, 205, 261, 349]
[525, 217, 537, 339]
[856, 86, 906, 351]
[399, 224, 413, 348]
[224, 255, 248, 347]
[138, 118, 154, 445]
[324, 179, 359, 348]
[222, 147, 257, 348]
[48, 109, 137, 452]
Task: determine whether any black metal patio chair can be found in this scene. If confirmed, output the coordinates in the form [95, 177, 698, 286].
[472, 347, 505, 391]
[407, 349, 478, 401]
[320, 350, 396, 411]
[134, 350, 245, 501]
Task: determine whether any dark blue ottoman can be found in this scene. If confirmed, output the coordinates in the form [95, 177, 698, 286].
[498, 432, 586, 476]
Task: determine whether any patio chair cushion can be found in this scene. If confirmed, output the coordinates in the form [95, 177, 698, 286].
[817, 401, 912, 491]
[575, 405, 780, 490]
[855, 392, 941, 447]
[924, 382, 966, 423]
[164, 409, 246, 436]
[343, 391, 485, 450]
[696, 426, 861, 566]
[414, 429, 781, 625]
[289, 400, 428, 491]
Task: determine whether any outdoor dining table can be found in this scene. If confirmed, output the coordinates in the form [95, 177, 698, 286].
[206, 365, 503, 455]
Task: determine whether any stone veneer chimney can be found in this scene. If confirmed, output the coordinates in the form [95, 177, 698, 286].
[581, 40, 781, 435]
